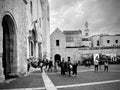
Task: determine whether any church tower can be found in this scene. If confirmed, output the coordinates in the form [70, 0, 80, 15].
[84, 21, 89, 37]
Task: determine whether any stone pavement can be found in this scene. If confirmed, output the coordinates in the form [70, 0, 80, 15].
[0, 67, 45, 90]
[42, 71, 57, 90]
[0, 65, 120, 90]
[47, 65, 120, 90]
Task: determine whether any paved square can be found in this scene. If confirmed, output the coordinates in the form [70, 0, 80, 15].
[0, 70, 45, 89]
[0, 65, 120, 90]
[47, 65, 120, 90]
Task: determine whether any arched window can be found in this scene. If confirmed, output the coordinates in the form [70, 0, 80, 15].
[30, 1, 33, 15]
[31, 42, 33, 56]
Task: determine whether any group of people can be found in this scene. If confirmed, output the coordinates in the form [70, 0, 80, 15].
[27, 58, 54, 73]
[38, 59, 53, 72]
[37, 57, 78, 76]
[27, 56, 109, 76]
[94, 56, 109, 72]
[60, 58, 78, 76]
[37, 58, 79, 76]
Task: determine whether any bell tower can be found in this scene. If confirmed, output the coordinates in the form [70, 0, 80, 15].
[84, 21, 89, 37]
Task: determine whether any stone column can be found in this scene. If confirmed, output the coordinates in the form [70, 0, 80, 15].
[36, 42, 38, 58]
[0, 26, 5, 82]
[0, 54, 5, 82]
[27, 35, 30, 59]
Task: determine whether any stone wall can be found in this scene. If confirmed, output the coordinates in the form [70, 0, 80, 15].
[41, 0, 50, 60]
[0, 0, 28, 82]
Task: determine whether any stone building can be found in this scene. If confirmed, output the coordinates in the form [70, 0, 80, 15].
[64, 30, 82, 47]
[50, 22, 120, 64]
[91, 34, 120, 47]
[50, 22, 91, 63]
[0, 0, 50, 82]
[50, 28, 66, 63]
[91, 34, 120, 62]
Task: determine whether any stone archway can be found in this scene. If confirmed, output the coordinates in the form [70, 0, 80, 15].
[2, 14, 17, 79]
[54, 54, 61, 62]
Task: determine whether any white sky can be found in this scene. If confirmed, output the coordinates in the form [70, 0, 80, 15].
[48, 0, 120, 36]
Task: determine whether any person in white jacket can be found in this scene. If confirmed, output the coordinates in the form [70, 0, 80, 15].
[94, 57, 99, 71]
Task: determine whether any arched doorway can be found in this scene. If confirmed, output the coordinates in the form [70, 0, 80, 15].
[2, 14, 17, 79]
[54, 54, 61, 62]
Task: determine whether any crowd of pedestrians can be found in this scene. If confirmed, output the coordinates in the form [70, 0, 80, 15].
[27, 57, 54, 73]
[94, 56, 109, 72]
[60, 58, 78, 77]
[27, 55, 109, 75]
[36, 57, 78, 76]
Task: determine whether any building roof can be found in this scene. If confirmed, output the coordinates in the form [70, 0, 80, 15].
[51, 28, 63, 36]
[63, 30, 82, 34]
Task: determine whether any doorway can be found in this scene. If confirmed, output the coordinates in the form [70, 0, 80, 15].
[54, 54, 61, 62]
[2, 15, 17, 79]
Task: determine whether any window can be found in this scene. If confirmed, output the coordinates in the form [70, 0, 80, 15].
[31, 42, 33, 56]
[66, 34, 74, 42]
[39, 18, 41, 28]
[97, 40, 99, 46]
[47, 6, 49, 21]
[56, 40, 59, 46]
[115, 40, 118, 43]
[30, 1, 32, 15]
[107, 40, 110, 43]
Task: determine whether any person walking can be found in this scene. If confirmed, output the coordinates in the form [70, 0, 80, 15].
[38, 59, 44, 73]
[48, 60, 53, 72]
[54, 61, 57, 72]
[104, 60, 109, 71]
[72, 61, 78, 77]
[99, 59, 102, 71]
[45, 59, 49, 69]
[60, 58, 65, 75]
[68, 59, 72, 76]
[94, 57, 99, 72]
[27, 58, 31, 72]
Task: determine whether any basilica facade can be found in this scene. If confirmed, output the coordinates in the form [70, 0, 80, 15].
[0, 0, 50, 82]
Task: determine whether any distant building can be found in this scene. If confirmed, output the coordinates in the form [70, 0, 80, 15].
[50, 28, 66, 63]
[81, 21, 91, 47]
[91, 34, 120, 63]
[91, 34, 120, 47]
[50, 22, 120, 65]
[50, 22, 91, 63]
[0, 0, 50, 82]
[64, 30, 82, 47]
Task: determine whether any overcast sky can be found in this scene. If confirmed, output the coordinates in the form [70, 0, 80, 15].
[49, 0, 120, 36]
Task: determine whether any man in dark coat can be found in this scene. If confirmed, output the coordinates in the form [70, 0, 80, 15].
[68, 59, 72, 76]
[72, 61, 78, 76]
[61, 59, 65, 75]
[48, 60, 53, 72]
